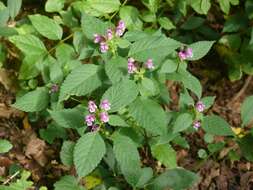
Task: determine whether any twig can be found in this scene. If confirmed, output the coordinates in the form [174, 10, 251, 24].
[2, 171, 20, 185]
[231, 75, 252, 103]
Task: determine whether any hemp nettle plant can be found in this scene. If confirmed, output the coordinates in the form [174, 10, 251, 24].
[1, 0, 253, 189]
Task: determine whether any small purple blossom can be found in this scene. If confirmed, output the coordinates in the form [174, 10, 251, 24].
[193, 120, 201, 130]
[94, 34, 102, 44]
[145, 59, 155, 70]
[50, 84, 59, 93]
[85, 114, 95, 126]
[100, 42, 109, 53]
[185, 48, 193, 58]
[100, 99, 111, 111]
[89, 124, 99, 132]
[178, 51, 187, 61]
[195, 101, 205, 113]
[128, 62, 137, 74]
[115, 20, 126, 37]
[106, 29, 113, 40]
[88, 101, 97, 113]
[100, 112, 109, 123]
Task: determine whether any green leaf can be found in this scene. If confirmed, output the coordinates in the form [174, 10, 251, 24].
[159, 59, 178, 73]
[167, 69, 202, 98]
[139, 78, 159, 97]
[129, 98, 167, 135]
[113, 134, 141, 186]
[39, 123, 67, 144]
[181, 16, 205, 30]
[87, 0, 120, 14]
[188, 41, 215, 61]
[109, 115, 129, 127]
[59, 64, 101, 101]
[102, 79, 139, 113]
[0, 139, 13, 153]
[7, 0, 22, 19]
[238, 134, 253, 162]
[201, 96, 215, 109]
[60, 141, 75, 167]
[219, 0, 230, 14]
[45, 0, 65, 12]
[81, 14, 109, 40]
[18, 56, 40, 80]
[241, 95, 253, 126]
[128, 35, 181, 64]
[74, 132, 106, 177]
[136, 167, 153, 188]
[191, 0, 211, 15]
[151, 144, 177, 168]
[158, 17, 175, 31]
[173, 113, 193, 133]
[13, 87, 49, 112]
[202, 115, 234, 136]
[54, 175, 85, 190]
[105, 56, 127, 84]
[49, 107, 85, 129]
[222, 14, 248, 33]
[148, 168, 199, 190]
[29, 14, 63, 40]
[0, 26, 18, 37]
[9, 34, 47, 56]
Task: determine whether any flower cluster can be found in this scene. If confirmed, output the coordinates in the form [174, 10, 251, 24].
[49, 84, 59, 93]
[192, 101, 206, 130]
[85, 100, 111, 132]
[127, 58, 155, 74]
[93, 20, 126, 53]
[178, 47, 193, 61]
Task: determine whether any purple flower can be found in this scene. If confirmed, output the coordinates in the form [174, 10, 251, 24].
[100, 112, 109, 123]
[144, 58, 155, 70]
[94, 34, 102, 44]
[106, 29, 113, 40]
[50, 84, 59, 93]
[195, 101, 205, 113]
[185, 48, 193, 58]
[100, 99, 111, 111]
[178, 51, 187, 61]
[90, 124, 99, 132]
[88, 101, 97, 113]
[85, 114, 95, 126]
[100, 42, 109, 53]
[128, 62, 137, 74]
[193, 120, 201, 130]
[115, 20, 126, 37]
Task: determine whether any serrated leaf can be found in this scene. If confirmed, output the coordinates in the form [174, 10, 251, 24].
[113, 134, 141, 186]
[101, 79, 138, 113]
[87, 0, 120, 14]
[151, 144, 177, 168]
[241, 95, 253, 126]
[202, 115, 234, 136]
[148, 168, 199, 190]
[74, 132, 106, 177]
[201, 96, 215, 109]
[105, 56, 127, 84]
[59, 64, 102, 101]
[45, 0, 65, 12]
[191, 0, 211, 15]
[129, 98, 167, 135]
[0, 139, 13, 153]
[49, 108, 85, 129]
[128, 35, 181, 64]
[81, 14, 109, 40]
[7, 0, 22, 19]
[39, 123, 67, 144]
[159, 59, 178, 73]
[60, 141, 75, 167]
[9, 34, 47, 56]
[173, 113, 193, 133]
[13, 87, 49, 112]
[29, 14, 63, 40]
[158, 17, 175, 31]
[219, 0, 230, 14]
[188, 41, 214, 60]
[54, 175, 85, 190]
[109, 115, 129, 127]
[119, 6, 143, 30]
